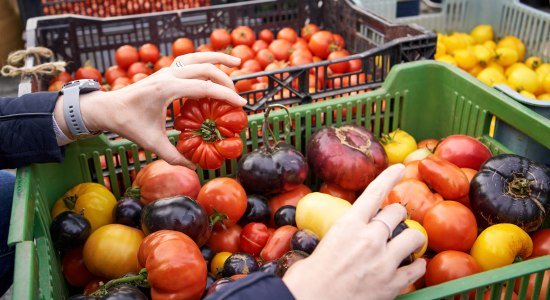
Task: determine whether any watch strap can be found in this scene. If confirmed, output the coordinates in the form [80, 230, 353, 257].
[62, 85, 94, 137]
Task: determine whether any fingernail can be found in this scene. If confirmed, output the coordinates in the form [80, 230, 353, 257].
[239, 97, 247, 106]
[232, 57, 242, 64]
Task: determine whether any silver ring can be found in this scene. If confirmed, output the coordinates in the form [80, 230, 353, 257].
[371, 217, 393, 239]
[175, 61, 185, 68]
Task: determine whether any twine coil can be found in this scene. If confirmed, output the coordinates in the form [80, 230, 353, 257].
[1, 47, 66, 78]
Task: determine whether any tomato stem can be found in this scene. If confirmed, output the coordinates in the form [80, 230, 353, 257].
[508, 175, 531, 197]
[209, 209, 229, 229]
[198, 119, 223, 142]
[62, 195, 77, 210]
[90, 268, 149, 297]
[124, 187, 141, 198]
[262, 104, 292, 153]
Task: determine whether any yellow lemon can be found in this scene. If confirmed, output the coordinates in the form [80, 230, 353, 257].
[536, 63, 550, 77]
[525, 56, 542, 70]
[470, 24, 494, 44]
[507, 67, 540, 93]
[477, 68, 507, 86]
[520, 90, 536, 99]
[542, 74, 550, 94]
[504, 62, 529, 77]
[486, 62, 505, 74]
[537, 93, 550, 100]
[453, 48, 479, 70]
[484, 40, 497, 50]
[468, 64, 484, 77]
[435, 42, 446, 59]
[495, 47, 519, 67]
[436, 54, 458, 66]
[497, 36, 526, 61]
[472, 45, 495, 66]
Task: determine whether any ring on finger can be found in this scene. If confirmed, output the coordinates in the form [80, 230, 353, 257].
[175, 61, 185, 68]
[371, 217, 393, 239]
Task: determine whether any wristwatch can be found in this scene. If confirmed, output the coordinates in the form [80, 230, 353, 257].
[60, 79, 102, 140]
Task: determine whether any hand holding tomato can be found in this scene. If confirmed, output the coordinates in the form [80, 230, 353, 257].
[283, 165, 426, 300]
[58, 52, 247, 169]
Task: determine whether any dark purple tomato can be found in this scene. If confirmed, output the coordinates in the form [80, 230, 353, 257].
[201, 244, 215, 266]
[274, 205, 296, 228]
[113, 196, 143, 228]
[290, 229, 319, 254]
[259, 261, 278, 275]
[222, 253, 260, 277]
[239, 194, 271, 225]
[275, 250, 309, 277]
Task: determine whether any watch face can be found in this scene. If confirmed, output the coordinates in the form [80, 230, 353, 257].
[63, 79, 101, 93]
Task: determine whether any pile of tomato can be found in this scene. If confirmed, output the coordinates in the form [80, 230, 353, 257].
[48, 24, 363, 101]
[50, 100, 549, 299]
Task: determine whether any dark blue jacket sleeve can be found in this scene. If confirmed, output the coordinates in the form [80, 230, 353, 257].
[206, 273, 295, 300]
[0, 92, 64, 169]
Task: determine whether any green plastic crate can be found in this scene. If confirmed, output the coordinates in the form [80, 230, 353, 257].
[355, 0, 550, 60]
[8, 61, 550, 300]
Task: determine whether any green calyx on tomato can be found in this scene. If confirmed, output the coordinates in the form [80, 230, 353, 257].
[89, 268, 149, 297]
[198, 119, 224, 142]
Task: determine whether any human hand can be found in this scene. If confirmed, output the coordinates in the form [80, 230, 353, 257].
[282, 164, 426, 300]
[56, 52, 246, 169]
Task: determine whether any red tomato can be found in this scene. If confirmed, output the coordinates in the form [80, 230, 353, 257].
[418, 138, 439, 151]
[113, 77, 131, 86]
[308, 31, 336, 59]
[301, 23, 320, 41]
[483, 290, 518, 300]
[290, 55, 313, 66]
[218, 64, 238, 76]
[83, 277, 106, 295]
[52, 71, 72, 84]
[277, 27, 298, 43]
[231, 69, 253, 93]
[423, 201, 478, 252]
[75, 65, 102, 83]
[419, 155, 469, 200]
[197, 44, 215, 52]
[230, 45, 255, 66]
[425, 250, 482, 286]
[48, 81, 64, 91]
[319, 182, 356, 204]
[455, 168, 477, 208]
[131, 73, 148, 83]
[126, 62, 152, 78]
[240, 223, 270, 256]
[153, 56, 174, 72]
[292, 39, 309, 51]
[256, 49, 275, 69]
[434, 135, 492, 170]
[197, 178, 247, 229]
[514, 270, 549, 300]
[259, 29, 274, 44]
[207, 225, 242, 253]
[211, 29, 232, 50]
[260, 225, 298, 261]
[104, 66, 126, 85]
[348, 59, 362, 72]
[385, 179, 440, 224]
[290, 48, 313, 61]
[530, 229, 550, 258]
[269, 39, 292, 61]
[252, 40, 268, 53]
[332, 33, 345, 49]
[398, 284, 416, 295]
[328, 50, 350, 74]
[62, 247, 94, 287]
[115, 45, 139, 70]
[172, 37, 195, 57]
[269, 184, 311, 224]
[231, 26, 256, 47]
[139, 43, 160, 63]
[241, 59, 262, 73]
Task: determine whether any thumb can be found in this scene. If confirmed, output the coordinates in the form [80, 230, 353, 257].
[152, 137, 197, 170]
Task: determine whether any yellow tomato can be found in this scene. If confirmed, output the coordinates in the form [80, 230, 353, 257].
[504, 62, 528, 77]
[470, 224, 532, 271]
[296, 193, 351, 239]
[380, 129, 417, 165]
[525, 56, 542, 70]
[470, 24, 494, 44]
[404, 219, 428, 259]
[507, 67, 540, 94]
[453, 48, 479, 70]
[435, 42, 446, 59]
[51, 182, 117, 232]
[543, 73, 550, 93]
[536, 63, 550, 77]
[538, 93, 550, 100]
[210, 252, 232, 276]
[468, 64, 484, 77]
[441, 34, 468, 54]
[477, 68, 507, 86]
[472, 45, 495, 67]
[83, 224, 144, 279]
[497, 36, 525, 61]
[495, 47, 519, 67]
[486, 62, 504, 74]
[483, 40, 497, 50]
[520, 90, 536, 99]
[436, 54, 457, 66]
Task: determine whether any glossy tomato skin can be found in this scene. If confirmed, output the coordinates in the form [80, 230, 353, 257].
[239, 194, 271, 225]
[231, 26, 256, 47]
[275, 250, 309, 277]
[222, 253, 260, 277]
[269, 184, 311, 224]
[104, 66, 126, 85]
[260, 225, 298, 261]
[277, 27, 298, 43]
[308, 31, 336, 59]
[208, 225, 242, 253]
[274, 205, 297, 228]
[83, 224, 144, 279]
[268, 39, 292, 61]
[327, 50, 350, 74]
[290, 229, 319, 254]
[126, 62, 152, 78]
[425, 250, 482, 286]
[113, 196, 142, 228]
[141, 196, 210, 246]
[200, 244, 216, 266]
[50, 211, 91, 251]
[470, 154, 550, 232]
[259, 29, 274, 43]
[211, 29, 232, 50]
[386, 179, 440, 224]
[103, 284, 147, 300]
[531, 229, 550, 258]
[154, 56, 174, 72]
[115, 45, 139, 70]
[418, 155, 469, 200]
[423, 201, 478, 252]
[301, 24, 320, 41]
[198, 177, 247, 229]
[138, 43, 160, 63]
[62, 247, 94, 287]
[240, 222, 270, 256]
[172, 37, 195, 57]
[434, 135, 492, 170]
[75, 66, 102, 83]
